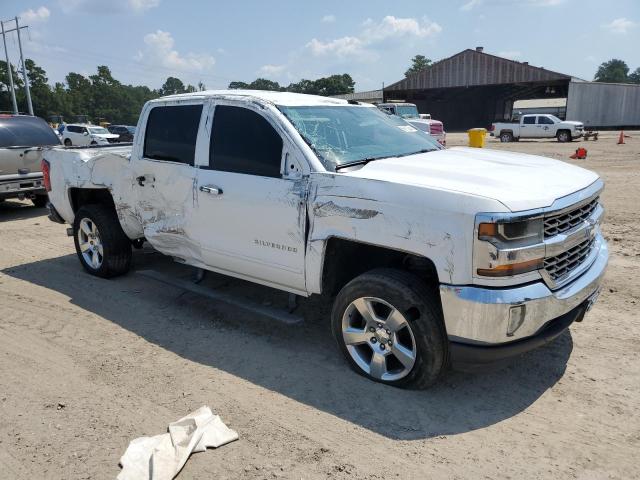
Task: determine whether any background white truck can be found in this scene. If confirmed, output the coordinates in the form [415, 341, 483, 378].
[491, 114, 584, 142]
[43, 90, 607, 389]
[377, 102, 446, 146]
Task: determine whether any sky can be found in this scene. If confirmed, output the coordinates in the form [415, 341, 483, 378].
[1, 0, 639, 92]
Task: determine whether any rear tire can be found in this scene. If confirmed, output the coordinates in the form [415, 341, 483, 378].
[331, 268, 447, 389]
[32, 194, 48, 208]
[500, 131, 513, 142]
[64, 138, 72, 146]
[73, 204, 132, 278]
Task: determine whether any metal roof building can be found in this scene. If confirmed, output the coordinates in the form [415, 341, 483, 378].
[383, 47, 640, 131]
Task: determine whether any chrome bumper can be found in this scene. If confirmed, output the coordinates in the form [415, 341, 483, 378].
[0, 175, 45, 199]
[440, 234, 608, 345]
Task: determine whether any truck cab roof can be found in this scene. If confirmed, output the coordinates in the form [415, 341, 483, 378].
[155, 89, 352, 107]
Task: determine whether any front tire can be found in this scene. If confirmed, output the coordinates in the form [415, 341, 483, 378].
[73, 204, 132, 278]
[64, 138, 72, 146]
[331, 269, 447, 389]
[557, 130, 571, 142]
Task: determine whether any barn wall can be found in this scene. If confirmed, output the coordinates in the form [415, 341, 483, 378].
[566, 82, 640, 128]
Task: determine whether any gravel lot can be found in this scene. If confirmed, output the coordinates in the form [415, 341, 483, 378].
[1, 131, 638, 479]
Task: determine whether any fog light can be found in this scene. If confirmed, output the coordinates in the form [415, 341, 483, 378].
[507, 305, 526, 337]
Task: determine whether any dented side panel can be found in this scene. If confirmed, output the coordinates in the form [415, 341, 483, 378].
[304, 172, 508, 293]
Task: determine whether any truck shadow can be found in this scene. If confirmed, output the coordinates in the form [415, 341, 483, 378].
[2, 249, 574, 441]
[0, 199, 48, 222]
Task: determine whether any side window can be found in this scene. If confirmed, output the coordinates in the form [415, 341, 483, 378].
[209, 105, 283, 178]
[144, 104, 203, 165]
[538, 116, 553, 125]
[523, 116, 536, 125]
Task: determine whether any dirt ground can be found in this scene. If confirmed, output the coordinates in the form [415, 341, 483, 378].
[1, 131, 639, 480]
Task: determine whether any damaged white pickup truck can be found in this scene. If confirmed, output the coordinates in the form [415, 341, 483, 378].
[43, 90, 608, 389]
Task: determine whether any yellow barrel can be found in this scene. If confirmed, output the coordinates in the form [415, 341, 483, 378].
[467, 128, 487, 148]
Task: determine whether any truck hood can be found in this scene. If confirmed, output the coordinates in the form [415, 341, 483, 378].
[344, 147, 599, 212]
[561, 121, 583, 127]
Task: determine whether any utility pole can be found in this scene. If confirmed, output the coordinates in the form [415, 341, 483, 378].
[1, 20, 18, 114]
[15, 17, 33, 115]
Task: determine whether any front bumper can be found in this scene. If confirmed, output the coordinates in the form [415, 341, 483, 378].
[439, 235, 608, 348]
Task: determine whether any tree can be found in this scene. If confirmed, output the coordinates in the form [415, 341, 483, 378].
[228, 78, 282, 91]
[629, 67, 640, 84]
[405, 55, 432, 77]
[25, 59, 54, 118]
[594, 59, 629, 83]
[159, 77, 187, 96]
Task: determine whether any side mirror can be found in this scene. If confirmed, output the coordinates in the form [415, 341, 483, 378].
[83, 131, 89, 136]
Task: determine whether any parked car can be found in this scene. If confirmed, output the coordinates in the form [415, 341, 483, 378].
[44, 90, 607, 388]
[0, 114, 61, 207]
[61, 124, 119, 147]
[491, 114, 584, 142]
[377, 102, 446, 146]
[107, 125, 136, 142]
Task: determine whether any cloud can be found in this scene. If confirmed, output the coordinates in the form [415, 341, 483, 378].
[307, 16, 442, 60]
[321, 14, 336, 23]
[460, 0, 483, 11]
[258, 64, 286, 77]
[602, 17, 637, 34]
[138, 30, 215, 73]
[129, 0, 160, 11]
[20, 6, 50, 23]
[498, 50, 522, 60]
[58, 0, 160, 14]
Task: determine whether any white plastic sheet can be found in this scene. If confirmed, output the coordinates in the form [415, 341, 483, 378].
[118, 406, 238, 480]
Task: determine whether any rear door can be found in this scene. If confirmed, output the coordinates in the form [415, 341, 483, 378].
[521, 115, 537, 137]
[131, 102, 204, 261]
[187, 100, 309, 293]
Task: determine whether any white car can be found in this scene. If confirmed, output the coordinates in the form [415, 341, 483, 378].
[491, 114, 584, 142]
[43, 90, 607, 388]
[61, 124, 119, 147]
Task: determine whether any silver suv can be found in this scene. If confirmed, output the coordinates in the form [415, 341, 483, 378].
[0, 115, 61, 207]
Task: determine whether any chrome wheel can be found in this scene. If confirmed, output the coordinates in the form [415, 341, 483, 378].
[341, 296, 417, 381]
[77, 217, 103, 270]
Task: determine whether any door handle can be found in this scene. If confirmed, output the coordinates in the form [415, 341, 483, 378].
[200, 185, 223, 196]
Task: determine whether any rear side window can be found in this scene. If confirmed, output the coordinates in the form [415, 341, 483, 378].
[522, 116, 536, 125]
[209, 105, 283, 178]
[144, 104, 203, 165]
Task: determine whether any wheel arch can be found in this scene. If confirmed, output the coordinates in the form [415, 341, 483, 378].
[316, 237, 439, 297]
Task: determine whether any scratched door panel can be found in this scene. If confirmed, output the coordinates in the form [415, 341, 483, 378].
[188, 169, 308, 293]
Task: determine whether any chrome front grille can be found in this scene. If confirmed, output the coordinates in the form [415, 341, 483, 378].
[544, 237, 595, 281]
[544, 197, 599, 238]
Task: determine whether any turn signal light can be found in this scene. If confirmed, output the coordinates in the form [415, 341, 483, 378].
[476, 258, 543, 277]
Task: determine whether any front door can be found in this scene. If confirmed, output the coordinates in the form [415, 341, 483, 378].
[131, 102, 204, 261]
[187, 102, 308, 293]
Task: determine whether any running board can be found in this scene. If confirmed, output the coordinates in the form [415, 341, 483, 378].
[136, 269, 304, 325]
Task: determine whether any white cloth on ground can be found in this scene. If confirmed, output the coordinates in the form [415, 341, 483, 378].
[117, 406, 238, 480]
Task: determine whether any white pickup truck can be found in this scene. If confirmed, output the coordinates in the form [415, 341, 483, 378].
[491, 114, 584, 142]
[43, 90, 608, 389]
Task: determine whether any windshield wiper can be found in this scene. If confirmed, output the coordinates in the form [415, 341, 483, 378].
[335, 156, 390, 171]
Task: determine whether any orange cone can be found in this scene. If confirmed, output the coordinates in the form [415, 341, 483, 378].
[618, 130, 625, 144]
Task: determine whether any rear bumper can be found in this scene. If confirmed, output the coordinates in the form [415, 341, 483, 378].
[0, 175, 45, 200]
[439, 235, 607, 348]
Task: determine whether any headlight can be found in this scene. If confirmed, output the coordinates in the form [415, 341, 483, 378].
[474, 215, 544, 278]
